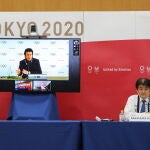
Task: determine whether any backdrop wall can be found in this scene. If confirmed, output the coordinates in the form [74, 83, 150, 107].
[0, 1, 150, 120]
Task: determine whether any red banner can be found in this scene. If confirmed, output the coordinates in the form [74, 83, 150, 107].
[57, 39, 150, 121]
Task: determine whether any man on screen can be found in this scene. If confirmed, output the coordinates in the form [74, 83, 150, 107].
[16, 48, 42, 79]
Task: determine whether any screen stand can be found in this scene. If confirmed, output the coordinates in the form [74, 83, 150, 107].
[8, 92, 59, 120]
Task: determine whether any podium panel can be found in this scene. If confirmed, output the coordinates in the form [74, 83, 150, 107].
[0, 121, 81, 150]
[82, 121, 150, 150]
[9, 93, 59, 120]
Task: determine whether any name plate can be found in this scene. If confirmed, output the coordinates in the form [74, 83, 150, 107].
[125, 113, 150, 122]
[28, 74, 47, 80]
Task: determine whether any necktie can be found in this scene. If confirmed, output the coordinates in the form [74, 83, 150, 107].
[141, 100, 146, 112]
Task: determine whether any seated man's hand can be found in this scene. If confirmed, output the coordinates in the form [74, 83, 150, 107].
[16, 68, 21, 75]
[22, 69, 29, 75]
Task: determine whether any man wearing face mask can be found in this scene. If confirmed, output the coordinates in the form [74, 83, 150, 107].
[16, 48, 42, 79]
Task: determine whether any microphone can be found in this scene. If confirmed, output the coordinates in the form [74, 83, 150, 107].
[148, 99, 150, 112]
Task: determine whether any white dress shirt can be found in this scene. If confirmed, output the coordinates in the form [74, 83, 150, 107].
[124, 94, 150, 113]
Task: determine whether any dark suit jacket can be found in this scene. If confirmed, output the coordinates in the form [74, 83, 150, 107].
[19, 58, 42, 78]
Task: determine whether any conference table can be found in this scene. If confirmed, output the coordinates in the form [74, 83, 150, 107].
[0, 120, 81, 150]
[82, 121, 150, 150]
[1, 121, 150, 150]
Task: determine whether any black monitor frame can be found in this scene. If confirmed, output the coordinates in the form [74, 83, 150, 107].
[0, 38, 81, 92]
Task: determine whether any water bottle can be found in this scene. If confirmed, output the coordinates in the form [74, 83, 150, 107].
[119, 110, 125, 122]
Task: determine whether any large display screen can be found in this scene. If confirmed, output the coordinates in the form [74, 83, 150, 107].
[0, 38, 80, 92]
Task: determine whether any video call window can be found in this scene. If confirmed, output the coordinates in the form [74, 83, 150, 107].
[15, 80, 32, 92]
[0, 39, 69, 80]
